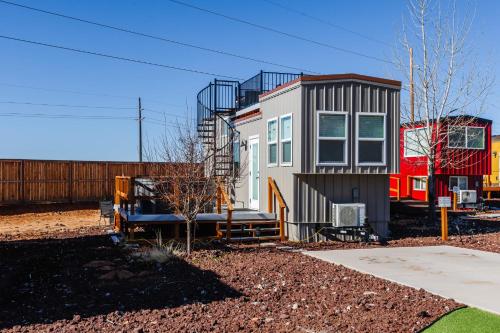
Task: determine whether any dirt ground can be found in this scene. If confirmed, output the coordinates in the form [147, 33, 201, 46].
[2, 207, 500, 332]
[0, 205, 106, 241]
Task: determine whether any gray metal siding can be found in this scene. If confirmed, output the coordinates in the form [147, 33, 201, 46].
[301, 81, 400, 174]
[293, 173, 390, 235]
[233, 86, 302, 221]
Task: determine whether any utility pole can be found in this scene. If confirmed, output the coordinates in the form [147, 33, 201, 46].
[409, 47, 415, 123]
[138, 97, 143, 162]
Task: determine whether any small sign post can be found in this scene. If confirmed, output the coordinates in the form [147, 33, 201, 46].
[438, 197, 451, 241]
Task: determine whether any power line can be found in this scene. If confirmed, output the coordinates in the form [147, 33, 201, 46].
[0, 100, 135, 110]
[143, 108, 193, 119]
[262, 0, 392, 47]
[167, 0, 395, 65]
[0, 34, 243, 80]
[0, 82, 184, 107]
[0, 0, 318, 74]
[0, 111, 189, 130]
[0, 112, 136, 120]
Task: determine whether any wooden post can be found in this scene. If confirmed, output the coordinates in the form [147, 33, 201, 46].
[20, 160, 25, 204]
[216, 185, 222, 214]
[396, 178, 401, 201]
[68, 161, 73, 203]
[114, 177, 120, 205]
[174, 223, 180, 239]
[279, 206, 285, 241]
[453, 192, 458, 211]
[268, 177, 273, 213]
[226, 209, 232, 241]
[440, 207, 448, 241]
[407, 175, 411, 197]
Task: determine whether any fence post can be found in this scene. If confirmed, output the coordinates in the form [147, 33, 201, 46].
[68, 161, 73, 203]
[20, 160, 25, 204]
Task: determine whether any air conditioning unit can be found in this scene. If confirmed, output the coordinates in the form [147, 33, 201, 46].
[332, 203, 366, 227]
[458, 190, 477, 204]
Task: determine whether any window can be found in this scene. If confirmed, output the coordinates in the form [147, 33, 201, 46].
[267, 118, 278, 166]
[404, 128, 429, 157]
[448, 126, 485, 149]
[467, 127, 485, 149]
[357, 113, 386, 165]
[449, 176, 468, 191]
[413, 177, 427, 191]
[280, 114, 292, 165]
[233, 139, 240, 172]
[221, 117, 229, 137]
[316, 111, 347, 165]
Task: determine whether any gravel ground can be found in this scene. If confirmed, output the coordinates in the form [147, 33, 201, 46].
[286, 232, 500, 254]
[0, 228, 460, 333]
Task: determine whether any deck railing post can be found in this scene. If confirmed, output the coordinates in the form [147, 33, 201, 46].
[279, 206, 285, 241]
[268, 177, 272, 213]
[226, 209, 232, 241]
[216, 185, 222, 214]
[397, 178, 400, 201]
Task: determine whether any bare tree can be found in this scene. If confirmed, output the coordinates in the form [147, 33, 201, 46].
[147, 119, 216, 255]
[396, 0, 494, 224]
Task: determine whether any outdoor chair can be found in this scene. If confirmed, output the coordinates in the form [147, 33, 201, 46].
[99, 200, 114, 225]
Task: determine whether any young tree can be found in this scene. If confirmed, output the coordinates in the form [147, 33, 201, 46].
[148, 119, 216, 255]
[396, 0, 493, 224]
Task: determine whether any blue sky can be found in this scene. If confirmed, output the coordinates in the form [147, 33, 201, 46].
[0, 0, 498, 161]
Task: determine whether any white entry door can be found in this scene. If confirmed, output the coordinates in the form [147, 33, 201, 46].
[249, 136, 260, 210]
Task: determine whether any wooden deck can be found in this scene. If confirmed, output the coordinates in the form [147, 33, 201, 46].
[119, 209, 276, 224]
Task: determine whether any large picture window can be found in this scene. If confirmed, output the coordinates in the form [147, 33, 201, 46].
[404, 128, 429, 157]
[316, 111, 347, 165]
[448, 126, 485, 149]
[357, 113, 386, 165]
[267, 118, 278, 167]
[280, 114, 292, 166]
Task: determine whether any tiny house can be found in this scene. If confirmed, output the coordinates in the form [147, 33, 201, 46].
[233, 73, 401, 239]
[390, 116, 492, 202]
[196, 72, 401, 240]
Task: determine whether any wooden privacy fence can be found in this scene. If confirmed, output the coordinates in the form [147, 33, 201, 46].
[0, 159, 165, 204]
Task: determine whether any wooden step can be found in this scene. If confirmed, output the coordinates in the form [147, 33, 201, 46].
[217, 220, 279, 225]
[227, 236, 281, 242]
[218, 227, 280, 233]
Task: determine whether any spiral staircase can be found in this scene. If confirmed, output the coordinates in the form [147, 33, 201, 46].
[196, 71, 301, 182]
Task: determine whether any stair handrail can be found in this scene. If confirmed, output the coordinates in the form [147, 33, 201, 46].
[267, 177, 286, 241]
[216, 181, 233, 240]
[389, 176, 401, 201]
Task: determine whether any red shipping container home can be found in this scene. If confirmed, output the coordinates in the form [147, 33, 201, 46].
[390, 116, 492, 202]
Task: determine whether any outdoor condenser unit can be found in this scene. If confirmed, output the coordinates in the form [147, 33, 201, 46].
[458, 190, 477, 204]
[332, 203, 366, 228]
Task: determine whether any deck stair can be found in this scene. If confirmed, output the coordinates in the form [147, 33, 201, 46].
[216, 210, 281, 241]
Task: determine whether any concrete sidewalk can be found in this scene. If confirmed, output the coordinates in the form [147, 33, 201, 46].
[305, 246, 500, 314]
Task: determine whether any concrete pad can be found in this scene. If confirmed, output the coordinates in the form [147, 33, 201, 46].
[305, 246, 500, 314]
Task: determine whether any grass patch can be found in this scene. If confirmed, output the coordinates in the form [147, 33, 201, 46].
[424, 308, 500, 333]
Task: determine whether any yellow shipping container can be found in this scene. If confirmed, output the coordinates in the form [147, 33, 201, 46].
[485, 135, 500, 186]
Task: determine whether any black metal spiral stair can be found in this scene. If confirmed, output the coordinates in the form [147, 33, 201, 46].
[196, 72, 301, 180]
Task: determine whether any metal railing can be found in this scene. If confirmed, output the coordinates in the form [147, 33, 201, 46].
[238, 71, 301, 109]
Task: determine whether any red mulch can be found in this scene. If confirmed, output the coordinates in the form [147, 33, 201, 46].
[0, 228, 460, 333]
